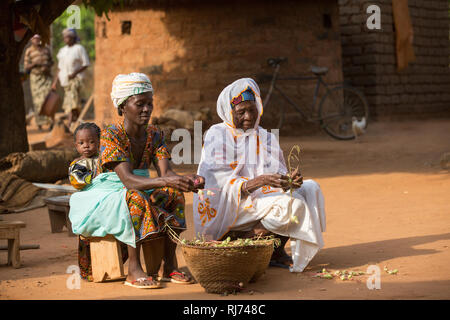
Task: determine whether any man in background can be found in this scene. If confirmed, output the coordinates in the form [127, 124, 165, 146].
[52, 28, 90, 128]
[24, 34, 54, 131]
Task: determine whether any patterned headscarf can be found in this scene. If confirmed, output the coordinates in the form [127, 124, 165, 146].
[110, 73, 154, 109]
[230, 87, 256, 109]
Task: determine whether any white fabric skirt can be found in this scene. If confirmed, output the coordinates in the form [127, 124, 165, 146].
[232, 179, 326, 272]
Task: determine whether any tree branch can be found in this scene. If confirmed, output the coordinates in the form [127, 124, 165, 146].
[39, 0, 75, 26]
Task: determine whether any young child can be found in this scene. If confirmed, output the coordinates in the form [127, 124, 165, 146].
[69, 122, 101, 190]
[69, 122, 102, 281]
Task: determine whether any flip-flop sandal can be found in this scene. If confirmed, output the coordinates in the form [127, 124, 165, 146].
[160, 271, 193, 284]
[124, 277, 162, 289]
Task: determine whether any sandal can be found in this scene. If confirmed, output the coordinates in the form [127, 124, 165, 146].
[160, 271, 194, 284]
[124, 276, 162, 289]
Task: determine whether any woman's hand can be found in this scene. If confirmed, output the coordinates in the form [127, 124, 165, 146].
[162, 175, 195, 192]
[242, 170, 304, 196]
[242, 173, 289, 197]
[287, 167, 303, 190]
[26, 62, 36, 72]
[283, 168, 303, 191]
[185, 174, 205, 191]
[257, 173, 291, 189]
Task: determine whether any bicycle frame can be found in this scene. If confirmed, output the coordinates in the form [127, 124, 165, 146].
[262, 57, 370, 139]
[263, 64, 334, 123]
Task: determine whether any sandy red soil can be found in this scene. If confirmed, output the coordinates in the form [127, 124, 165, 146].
[0, 119, 449, 300]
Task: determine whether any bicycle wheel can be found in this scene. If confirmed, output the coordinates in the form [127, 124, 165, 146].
[318, 86, 369, 140]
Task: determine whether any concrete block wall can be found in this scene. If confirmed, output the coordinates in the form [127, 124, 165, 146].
[339, 0, 450, 118]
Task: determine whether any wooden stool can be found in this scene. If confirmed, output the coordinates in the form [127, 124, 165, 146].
[83, 235, 165, 283]
[0, 221, 26, 268]
[83, 235, 126, 283]
[44, 195, 75, 236]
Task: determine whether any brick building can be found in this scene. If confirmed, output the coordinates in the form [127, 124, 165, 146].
[93, 0, 343, 130]
[339, 0, 450, 118]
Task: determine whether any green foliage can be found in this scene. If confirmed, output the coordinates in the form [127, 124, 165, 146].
[51, 5, 96, 61]
[51, 0, 124, 61]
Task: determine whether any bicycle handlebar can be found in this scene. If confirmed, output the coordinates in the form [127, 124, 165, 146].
[267, 57, 287, 67]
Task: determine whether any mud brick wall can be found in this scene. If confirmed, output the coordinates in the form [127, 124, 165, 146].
[339, 0, 450, 118]
[94, 0, 343, 130]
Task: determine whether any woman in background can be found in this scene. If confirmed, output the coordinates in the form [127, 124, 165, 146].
[24, 34, 54, 131]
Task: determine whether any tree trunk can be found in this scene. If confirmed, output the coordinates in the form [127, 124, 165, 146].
[0, 1, 29, 159]
[0, 0, 74, 159]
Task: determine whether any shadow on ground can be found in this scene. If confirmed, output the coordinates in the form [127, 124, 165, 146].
[309, 232, 450, 270]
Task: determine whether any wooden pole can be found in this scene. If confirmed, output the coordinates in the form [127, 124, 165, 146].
[70, 95, 93, 132]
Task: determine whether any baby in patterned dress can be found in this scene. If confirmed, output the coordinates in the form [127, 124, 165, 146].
[68, 123, 101, 190]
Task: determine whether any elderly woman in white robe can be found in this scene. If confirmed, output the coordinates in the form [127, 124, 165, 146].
[193, 78, 326, 272]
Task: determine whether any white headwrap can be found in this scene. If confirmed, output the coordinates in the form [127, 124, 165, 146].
[216, 78, 263, 134]
[110, 72, 154, 109]
[193, 78, 287, 240]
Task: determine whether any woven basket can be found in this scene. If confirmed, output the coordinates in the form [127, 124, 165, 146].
[181, 242, 274, 294]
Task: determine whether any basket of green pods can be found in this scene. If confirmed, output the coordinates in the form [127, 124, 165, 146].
[168, 227, 280, 294]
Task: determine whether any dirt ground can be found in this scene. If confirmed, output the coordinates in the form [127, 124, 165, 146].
[0, 119, 449, 300]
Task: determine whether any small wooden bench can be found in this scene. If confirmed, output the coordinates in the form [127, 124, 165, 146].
[44, 195, 74, 237]
[84, 235, 126, 283]
[82, 235, 165, 283]
[0, 221, 26, 268]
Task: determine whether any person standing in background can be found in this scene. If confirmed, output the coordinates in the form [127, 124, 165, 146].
[24, 34, 54, 131]
[52, 28, 90, 128]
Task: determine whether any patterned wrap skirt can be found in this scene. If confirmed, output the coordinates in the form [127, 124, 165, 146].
[78, 187, 185, 281]
[29, 72, 53, 126]
[62, 77, 82, 114]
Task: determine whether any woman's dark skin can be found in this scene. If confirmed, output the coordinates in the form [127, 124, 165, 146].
[232, 100, 303, 266]
[107, 91, 205, 286]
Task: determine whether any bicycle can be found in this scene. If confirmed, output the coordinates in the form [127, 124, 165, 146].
[261, 57, 369, 140]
